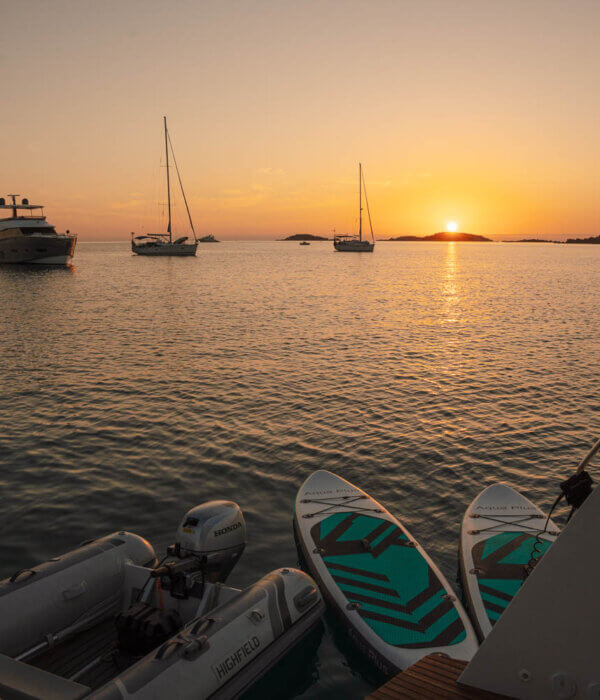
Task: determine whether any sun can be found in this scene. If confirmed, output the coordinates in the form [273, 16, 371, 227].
[446, 221, 458, 233]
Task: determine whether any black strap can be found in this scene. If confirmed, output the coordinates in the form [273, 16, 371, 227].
[561, 470, 593, 510]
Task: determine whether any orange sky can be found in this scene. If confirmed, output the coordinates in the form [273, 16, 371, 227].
[3, 0, 600, 240]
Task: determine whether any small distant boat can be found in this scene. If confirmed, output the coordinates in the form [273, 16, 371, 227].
[132, 117, 198, 257]
[300, 241, 310, 246]
[334, 163, 375, 253]
[198, 234, 219, 243]
[0, 195, 77, 265]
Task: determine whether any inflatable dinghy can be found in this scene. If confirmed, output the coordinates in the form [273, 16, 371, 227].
[460, 482, 558, 641]
[294, 470, 478, 676]
[0, 500, 324, 699]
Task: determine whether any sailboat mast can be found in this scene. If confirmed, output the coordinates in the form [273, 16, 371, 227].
[359, 162, 362, 241]
[164, 116, 172, 243]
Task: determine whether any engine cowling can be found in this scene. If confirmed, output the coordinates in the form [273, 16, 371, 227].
[175, 501, 246, 583]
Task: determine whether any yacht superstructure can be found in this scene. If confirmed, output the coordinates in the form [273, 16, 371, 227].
[0, 195, 77, 265]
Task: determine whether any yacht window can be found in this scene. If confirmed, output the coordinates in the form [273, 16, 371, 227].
[21, 227, 57, 235]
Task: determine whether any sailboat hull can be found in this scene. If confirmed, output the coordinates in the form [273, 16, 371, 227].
[333, 163, 375, 253]
[333, 240, 374, 252]
[132, 242, 198, 256]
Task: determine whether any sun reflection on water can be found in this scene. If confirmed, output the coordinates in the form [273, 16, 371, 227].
[442, 242, 459, 324]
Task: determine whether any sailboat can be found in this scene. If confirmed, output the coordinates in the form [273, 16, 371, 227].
[131, 117, 198, 256]
[333, 163, 375, 252]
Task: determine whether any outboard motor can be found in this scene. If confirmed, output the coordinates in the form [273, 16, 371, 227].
[169, 501, 246, 584]
[116, 503, 246, 655]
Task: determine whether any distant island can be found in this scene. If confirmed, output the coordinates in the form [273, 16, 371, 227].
[565, 235, 600, 244]
[506, 238, 554, 243]
[502, 236, 600, 244]
[281, 234, 329, 241]
[384, 232, 491, 242]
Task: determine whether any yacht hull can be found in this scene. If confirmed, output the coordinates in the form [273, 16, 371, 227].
[132, 242, 198, 256]
[0, 234, 77, 265]
[29, 254, 72, 265]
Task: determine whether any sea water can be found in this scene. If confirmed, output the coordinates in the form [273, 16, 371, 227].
[1, 240, 598, 697]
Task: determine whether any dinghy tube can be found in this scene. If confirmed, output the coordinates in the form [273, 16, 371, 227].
[0, 532, 156, 659]
[90, 567, 324, 700]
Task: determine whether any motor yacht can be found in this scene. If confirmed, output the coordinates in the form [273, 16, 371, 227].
[0, 195, 77, 265]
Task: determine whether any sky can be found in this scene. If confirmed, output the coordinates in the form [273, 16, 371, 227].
[2, 0, 600, 240]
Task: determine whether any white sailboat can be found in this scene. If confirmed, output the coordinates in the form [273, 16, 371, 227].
[131, 117, 198, 257]
[333, 163, 375, 252]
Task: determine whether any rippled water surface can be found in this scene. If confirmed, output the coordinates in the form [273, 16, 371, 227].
[1, 241, 599, 697]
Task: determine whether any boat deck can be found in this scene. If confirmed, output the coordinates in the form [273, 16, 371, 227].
[30, 619, 135, 690]
[366, 654, 511, 700]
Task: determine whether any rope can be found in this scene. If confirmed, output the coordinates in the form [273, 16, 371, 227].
[361, 169, 375, 242]
[136, 555, 167, 604]
[166, 131, 196, 241]
[524, 492, 564, 576]
[468, 512, 546, 536]
[300, 495, 382, 518]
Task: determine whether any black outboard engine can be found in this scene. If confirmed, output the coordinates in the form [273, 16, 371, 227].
[171, 500, 246, 583]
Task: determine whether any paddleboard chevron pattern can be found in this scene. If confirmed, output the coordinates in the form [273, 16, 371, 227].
[311, 512, 466, 648]
[471, 531, 552, 625]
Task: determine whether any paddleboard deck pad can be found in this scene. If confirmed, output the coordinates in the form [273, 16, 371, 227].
[294, 470, 478, 675]
[460, 482, 559, 641]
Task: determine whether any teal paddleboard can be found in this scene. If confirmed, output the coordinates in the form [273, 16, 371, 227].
[460, 482, 559, 641]
[294, 470, 478, 674]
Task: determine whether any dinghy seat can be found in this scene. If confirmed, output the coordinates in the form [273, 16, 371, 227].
[0, 653, 89, 700]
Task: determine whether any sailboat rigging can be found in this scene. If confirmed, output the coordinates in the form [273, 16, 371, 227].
[131, 117, 198, 256]
[333, 163, 375, 252]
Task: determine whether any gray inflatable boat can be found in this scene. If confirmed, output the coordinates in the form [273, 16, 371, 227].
[0, 501, 324, 699]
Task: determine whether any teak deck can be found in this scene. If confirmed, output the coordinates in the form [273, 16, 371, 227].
[366, 654, 512, 700]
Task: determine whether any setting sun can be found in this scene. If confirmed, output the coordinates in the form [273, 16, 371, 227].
[446, 221, 459, 233]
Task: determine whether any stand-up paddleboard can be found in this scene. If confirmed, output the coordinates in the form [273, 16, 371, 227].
[294, 470, 478, 675]
[460, 482, 559, 641]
